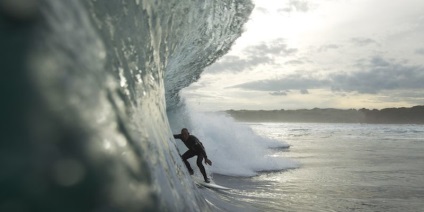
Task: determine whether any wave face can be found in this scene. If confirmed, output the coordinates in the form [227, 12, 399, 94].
[0, 0, 253, 211]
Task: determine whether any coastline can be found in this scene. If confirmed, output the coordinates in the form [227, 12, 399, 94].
[225, 105, 424, 124]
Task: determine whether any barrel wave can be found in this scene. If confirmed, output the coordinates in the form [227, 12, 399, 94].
[1, 0, 254, 211]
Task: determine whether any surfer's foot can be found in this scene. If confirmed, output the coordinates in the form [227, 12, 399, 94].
[188, 169, 194, 175]
[204, 178, 210, 183]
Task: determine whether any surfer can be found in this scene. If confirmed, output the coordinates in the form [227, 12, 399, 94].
[174, 128, 212, 183]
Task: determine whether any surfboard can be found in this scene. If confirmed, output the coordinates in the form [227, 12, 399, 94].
[193, 178, 231, 190]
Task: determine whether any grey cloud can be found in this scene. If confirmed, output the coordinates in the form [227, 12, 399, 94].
[230, 74, 329, 91]
[278, 0, 310, 13]
[370, 56, 390, 67]
[229, 56, 424, 94]
[255, 7, 268, 14]
[291, 0, 310, 12]
[300, 89, 309, 94]
[285, 60, 305, 65]
[318, 44, 340, 52]
[269, 91, 288, 96]
[247, 54, 275, 65]
[331, 58, 424, 93]
[415, 48, 424, 55]
[277, 8, 292, 13]
[244, 40, 298, 56]
[350, 37, 378, 46]
[206, 40, 297, 74]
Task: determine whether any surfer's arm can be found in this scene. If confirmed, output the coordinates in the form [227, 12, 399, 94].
[198, 142, 212, 165]
[200, 149, 208, 160]
[197, 142, 207, 158]
[173, 134, 182, 140]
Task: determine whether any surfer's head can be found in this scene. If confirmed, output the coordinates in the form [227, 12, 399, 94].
[181, 128, 189, 141]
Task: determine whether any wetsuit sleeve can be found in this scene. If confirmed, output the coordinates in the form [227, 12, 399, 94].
[198, 141, 208, 159]
[173, 134, 181, 140]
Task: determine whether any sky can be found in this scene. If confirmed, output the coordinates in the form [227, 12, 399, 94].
[182, 0, 424, 111]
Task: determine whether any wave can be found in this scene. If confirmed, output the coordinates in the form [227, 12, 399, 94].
[1, 0, 292, 211]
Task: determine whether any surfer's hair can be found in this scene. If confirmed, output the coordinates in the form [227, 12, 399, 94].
[181, 128, 189, 134]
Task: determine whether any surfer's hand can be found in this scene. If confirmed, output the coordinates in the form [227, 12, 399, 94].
[205, 159, 212, 166]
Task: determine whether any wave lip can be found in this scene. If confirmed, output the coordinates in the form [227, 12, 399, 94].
[164, 0, 254, 110]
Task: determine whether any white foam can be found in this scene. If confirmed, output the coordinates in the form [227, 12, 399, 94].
[169, 105, 299, 177]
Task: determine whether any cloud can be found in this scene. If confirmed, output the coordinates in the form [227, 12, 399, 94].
[269, 91, 288, 96]
[229, 56, 424, 95]
[300, 89, 309, 94]
[278, 0, 310, 13]
[255, 7, 269, 14]
[244, 39, 298, 56]
[206, 39, 297, 73]
[229, 74, 329, 91]
[415, 48, 424, 55]
[350, 37, 378, 46]
[277, 8, 292, 13]
[369, 56, 390, 67]
[318, 44, 341, 52]
[331, 56, 424, 93]
[285, 60, 305, 65]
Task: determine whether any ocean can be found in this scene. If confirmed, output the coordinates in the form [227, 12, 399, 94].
[218, 122, 424, 212]
[2, 0, 424, 211]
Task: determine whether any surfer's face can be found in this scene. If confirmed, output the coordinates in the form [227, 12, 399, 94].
[181, 129, 189, 141]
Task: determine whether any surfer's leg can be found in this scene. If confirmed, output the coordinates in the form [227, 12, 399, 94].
[196, 154, 209, 182]
[181, 150, 196, 175]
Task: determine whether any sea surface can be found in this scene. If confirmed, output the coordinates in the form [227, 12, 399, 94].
[2, 0, 424, 211]
[203, 122, 424, 212]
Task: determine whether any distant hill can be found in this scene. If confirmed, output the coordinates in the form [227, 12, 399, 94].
[225, 105, 424, 124]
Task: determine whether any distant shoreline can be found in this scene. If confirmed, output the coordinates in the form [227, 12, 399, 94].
[225, 105, 424, 124]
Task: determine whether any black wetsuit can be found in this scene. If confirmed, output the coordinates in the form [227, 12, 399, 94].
[173, 134, 208, 181]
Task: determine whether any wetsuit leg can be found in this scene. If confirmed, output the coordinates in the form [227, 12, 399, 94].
[196, 154, 208, 181]
[181, 150, 196, 174]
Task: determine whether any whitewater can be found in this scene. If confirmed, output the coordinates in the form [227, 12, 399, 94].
[1, 0, 297, 211]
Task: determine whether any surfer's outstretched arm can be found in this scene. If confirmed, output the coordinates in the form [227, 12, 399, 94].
[205, 158, 212, 166]
[198, 142, 212, 165]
